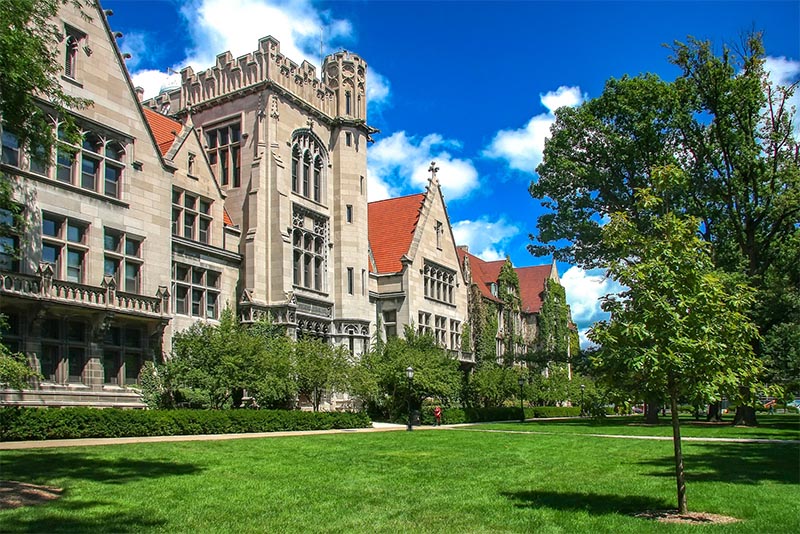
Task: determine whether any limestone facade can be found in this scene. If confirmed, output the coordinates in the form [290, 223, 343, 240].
[146, 39, 375, 356]
[0, 3, 240, 407]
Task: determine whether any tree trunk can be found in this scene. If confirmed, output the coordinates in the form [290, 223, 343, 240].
[670, 393, 688, 514]
[733, 405, 758, 426]
[706, 401, 722, 422]
[733, 386, 758, 426]
[645, 399, 660, 424]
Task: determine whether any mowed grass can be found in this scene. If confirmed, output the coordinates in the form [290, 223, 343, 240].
[478, 413, 800, 440]
[0, 418, 797, 533]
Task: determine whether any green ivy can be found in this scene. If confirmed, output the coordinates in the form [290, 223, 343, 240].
[535, 279, 574, 364]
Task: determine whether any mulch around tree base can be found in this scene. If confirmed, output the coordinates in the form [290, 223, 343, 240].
[0, 481, 63, 510]
[634, 510, 740, 524]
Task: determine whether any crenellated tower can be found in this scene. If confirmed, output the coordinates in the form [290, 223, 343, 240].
[141, 38, 377, 359]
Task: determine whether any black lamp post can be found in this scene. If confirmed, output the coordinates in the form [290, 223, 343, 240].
[580, 383, 586, 416]
[518, 376, 525, 423]
[406, 366, 414, 431]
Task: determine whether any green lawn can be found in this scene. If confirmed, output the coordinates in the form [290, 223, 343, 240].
[477, 413, 800, 440]
[0, 418, 798, 533]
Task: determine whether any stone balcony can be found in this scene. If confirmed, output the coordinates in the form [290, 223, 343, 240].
[0, 264, 170, 319]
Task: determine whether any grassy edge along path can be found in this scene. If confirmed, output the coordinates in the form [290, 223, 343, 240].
[472, 414, 800, 441]
[0, 418, 798, 533]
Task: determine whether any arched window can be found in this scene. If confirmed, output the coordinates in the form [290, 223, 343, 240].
[290, 130, 327, 203]
[313, 156, 322, 202]
[291, 145, 300, 193]
[302, 151, 311, 197]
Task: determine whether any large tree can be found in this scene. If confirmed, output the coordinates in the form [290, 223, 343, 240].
[531, 33, 799, 422]
[590, 171, 761, 514]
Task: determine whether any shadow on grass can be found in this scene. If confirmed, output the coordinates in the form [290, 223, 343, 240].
[0, 499, 167, 533]
[639, 442, 800, 485]
[502, 489, 671, 515]
[0, 450, 203, 485]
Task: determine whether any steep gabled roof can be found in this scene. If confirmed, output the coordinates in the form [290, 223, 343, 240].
[457, 248, 503, 303]
[368, 193, 425, 274]
[142, 108, 182, 156]
[516, 264, 556, 313]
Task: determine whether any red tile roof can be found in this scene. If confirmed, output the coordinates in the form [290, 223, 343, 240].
[458, 247, 555, 312]
[223, 208, 234, 227]
[368, 193, 425, 273]
[142, 107, 182, 156]
[516, 264, 555, 313]
[457, 248, 502, 302]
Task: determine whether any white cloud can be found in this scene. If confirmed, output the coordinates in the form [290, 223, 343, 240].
[577, 328, 593, 350]
[367, 70, 391, 115]
[452, 218, 519, 261]
[764, 56, 800, 137]
[367, 131, 479, 202]
[483, 86, 586, 174]
[560, 266, 624, 347]
[130, 0, 364, 100]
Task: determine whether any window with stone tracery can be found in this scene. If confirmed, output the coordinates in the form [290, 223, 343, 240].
[423, 261, 455, 305]
[292, 206, 328, 292]
[290, 131, 326, 203]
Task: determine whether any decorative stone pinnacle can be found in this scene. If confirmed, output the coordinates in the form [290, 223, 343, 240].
[428, 161, 439, 180]
[307, 117, 314, 130]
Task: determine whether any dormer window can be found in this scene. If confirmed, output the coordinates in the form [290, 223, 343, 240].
[490, 282, 498, 296]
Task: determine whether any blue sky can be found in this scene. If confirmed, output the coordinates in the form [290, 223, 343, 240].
[103, 0, 800, 344]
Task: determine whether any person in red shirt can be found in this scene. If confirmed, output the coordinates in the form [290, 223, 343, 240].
[433, 406, 442, 426]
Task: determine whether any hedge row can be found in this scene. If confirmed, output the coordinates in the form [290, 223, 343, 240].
[0, 408, 371, 442]
[414, 405, 584, 425]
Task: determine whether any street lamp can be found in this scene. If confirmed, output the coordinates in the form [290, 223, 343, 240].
[580, 383, 586, 416]
[518, 376, 526, 423]
[406, 366, 415, 431]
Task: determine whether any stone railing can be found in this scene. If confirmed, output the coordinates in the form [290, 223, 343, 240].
[449, 349, 475, 363]
[0, 265, 169, 318]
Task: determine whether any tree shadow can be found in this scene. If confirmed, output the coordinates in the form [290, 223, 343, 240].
[638, 442, 799, 485]
[502, 489, 671, 516]
[0, 450, 203, 485]
[0, 499, 167, 533]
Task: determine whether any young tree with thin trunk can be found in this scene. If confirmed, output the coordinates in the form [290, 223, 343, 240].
[590, 168, 761, 513]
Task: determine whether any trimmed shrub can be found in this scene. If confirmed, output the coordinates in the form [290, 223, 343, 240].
[0, 408, 371, 442]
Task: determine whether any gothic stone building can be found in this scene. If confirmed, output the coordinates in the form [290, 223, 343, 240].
[145, 37, 375, 357]
[1, 0, 568, 408]
[0, 2, 239, 407]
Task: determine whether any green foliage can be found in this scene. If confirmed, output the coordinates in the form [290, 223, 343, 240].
[590, 174, 762, 405]
[0, 315, 39, 389]
[531, 32, 799, 401]
[467, 284, 498, 365]
[0, 407, 371, 441]
[355, 328, 462, 420]
[589, 170, 763, 512]
[497, 259, 523, 362]
[166, 309, 297, 409]
[466, 365, 519, 408]
[138, 361, 172, 409]
[294, 338, 350, 411]
[533, 279, 573, 365]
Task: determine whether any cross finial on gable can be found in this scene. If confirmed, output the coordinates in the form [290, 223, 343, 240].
[428, 161, 439, 181]
[306, 117, 314, 130]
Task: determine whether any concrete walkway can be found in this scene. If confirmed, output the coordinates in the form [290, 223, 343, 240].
[1, 421, 797, 450]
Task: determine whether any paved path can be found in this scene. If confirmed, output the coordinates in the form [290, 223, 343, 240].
[1, 421, 797, 450]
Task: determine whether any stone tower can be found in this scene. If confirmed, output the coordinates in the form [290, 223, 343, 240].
[144, 39, 377, 355]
